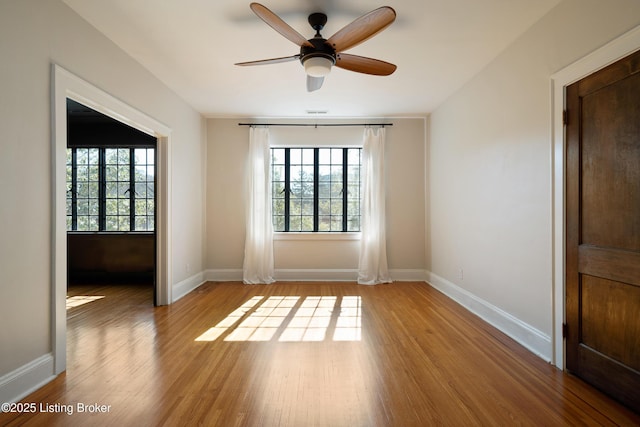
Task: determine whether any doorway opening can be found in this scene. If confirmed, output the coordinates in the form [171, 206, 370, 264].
[66, 99, 156, 306]
[52, 64, 172, 374]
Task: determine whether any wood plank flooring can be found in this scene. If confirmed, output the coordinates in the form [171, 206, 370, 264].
[1, 281, 638, 426]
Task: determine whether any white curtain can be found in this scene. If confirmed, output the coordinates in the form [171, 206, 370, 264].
[243, 127, 275, 284]
[358, 127, 392, 285]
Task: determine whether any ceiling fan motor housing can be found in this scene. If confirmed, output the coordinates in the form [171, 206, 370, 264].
[300, 37, 336, 66]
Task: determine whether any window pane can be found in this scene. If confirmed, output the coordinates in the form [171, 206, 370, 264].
[318, 216, 331, 231]
[118, 148, 130, 164]
[272, 148, 285, 165]
[318, 165, 331, 181]
[290, 165, 301, 181]
[302, 199, 314, 215]
[135, 200, 147, 216]
[135, 148, 147, 165]
[348, 148, 360, 165]
[89, 199, 99, 216]
[106, 199, 117, 215]
[118, 199, 130, 216]
[331, 148, 343, 164]
[135, 216, 147, 230]
[289, 216, 302, 232]
[77, 199, 88, 215]
[105, 165, 116, 181]
[290, 199, 301, 215]
[290, 148, 301, 164]
[318, 183, 330, 198]
[272, 165, 285, 181]
[118, 165, 129, 181]
[318, 148, 331, 164]
[106, 216, 118, 231]
[118, 182, 129, 198]
[106, 148, 118, 164]
[146, 148, 154, 165]
[302, 165, 314, 181]
[348, 216, 360, 232]
[135, 182, 147, 197]
[273, 215, 285, 231]
[118, 216, 130, 231]
[331, 200, 343, 215]
[318, 199, 330, 215]
[76, 148, 88, 165]
[273, 198, 285, 217]
[301, 216, 313, 231]
[302, 148, 314, 165]
[77, 182, 88, 198]
[272, 181, 285, 198]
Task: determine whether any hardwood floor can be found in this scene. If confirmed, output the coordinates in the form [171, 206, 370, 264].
[1, 281, 638, 426]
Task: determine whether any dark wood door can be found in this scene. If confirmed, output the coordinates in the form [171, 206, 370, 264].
[566, 49, 640, 412]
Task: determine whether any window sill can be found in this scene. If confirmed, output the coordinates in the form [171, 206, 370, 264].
[273, 232, 361, 241]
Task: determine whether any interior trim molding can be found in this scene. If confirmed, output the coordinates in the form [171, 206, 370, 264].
[550, 24, 640, 370]
[275, 269, 358, 281]
[427, 271, 552, 362]
[0, 354, 54, 404]
[204, 268, 428, 283]
[172, 272, 206, 303]
[52, 64, 173, 376]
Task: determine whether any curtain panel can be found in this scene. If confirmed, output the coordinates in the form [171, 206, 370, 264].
[358, 128, 392, 285]
[243, 127, 275, 284]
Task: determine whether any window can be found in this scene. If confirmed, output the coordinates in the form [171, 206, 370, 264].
[66, 147, 155, 231]
[271, 147, 361, 232]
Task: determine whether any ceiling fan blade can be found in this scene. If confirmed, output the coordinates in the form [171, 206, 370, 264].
[327, 6, 396, 53]
[250, 3, 313, 48]
[235, 55, 301, 66]
[306, 75, 324, 92]
[335, 54, 396, 76]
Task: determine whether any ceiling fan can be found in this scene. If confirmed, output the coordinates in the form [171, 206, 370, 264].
[235, 2, 397, 92]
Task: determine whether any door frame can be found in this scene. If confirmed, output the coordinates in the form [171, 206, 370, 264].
[51, 64, 173, 374]
[551, 25, 640, 369]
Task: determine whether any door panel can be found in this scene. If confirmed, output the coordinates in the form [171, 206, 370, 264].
[566, 48, 640, 412]
[580, 71, 640, 251]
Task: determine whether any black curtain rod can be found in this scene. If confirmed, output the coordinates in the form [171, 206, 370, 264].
[238, 123, 393, 127]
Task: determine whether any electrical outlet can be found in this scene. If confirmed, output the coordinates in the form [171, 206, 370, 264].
[186, 263, 191, 274]
[458, 268, 464, 280]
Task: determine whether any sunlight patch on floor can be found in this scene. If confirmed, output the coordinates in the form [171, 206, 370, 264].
[66, 295, 105, 309]
[194, 296, 264, 341]
[195, 295, 362, 342]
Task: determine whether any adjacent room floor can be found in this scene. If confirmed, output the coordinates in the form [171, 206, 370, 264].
[1, 281, 638, 426]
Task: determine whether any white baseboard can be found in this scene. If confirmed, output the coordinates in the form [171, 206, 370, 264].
[0, 354, 55, 404]
[204, 269, 428, 283]
[427, 271, 552, 362]
[390, 269, 428, 282]
[205, 269, 243, 282]
[172, 271, 206, 303]
[275, 269, 357, 281]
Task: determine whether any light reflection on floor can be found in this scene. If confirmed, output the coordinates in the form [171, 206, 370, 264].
[195, 295, 362, 342]
[66, 295, 105, 309]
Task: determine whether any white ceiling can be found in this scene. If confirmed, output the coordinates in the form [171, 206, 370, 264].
[63, 0, 561, 118]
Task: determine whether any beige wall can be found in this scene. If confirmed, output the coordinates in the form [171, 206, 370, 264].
[0, 0, 205, 383]
[206, 118, 427, 278]
[429, 0, 640, 341]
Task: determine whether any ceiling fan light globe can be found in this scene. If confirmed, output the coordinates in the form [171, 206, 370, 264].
[304, 56, 332, 77]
